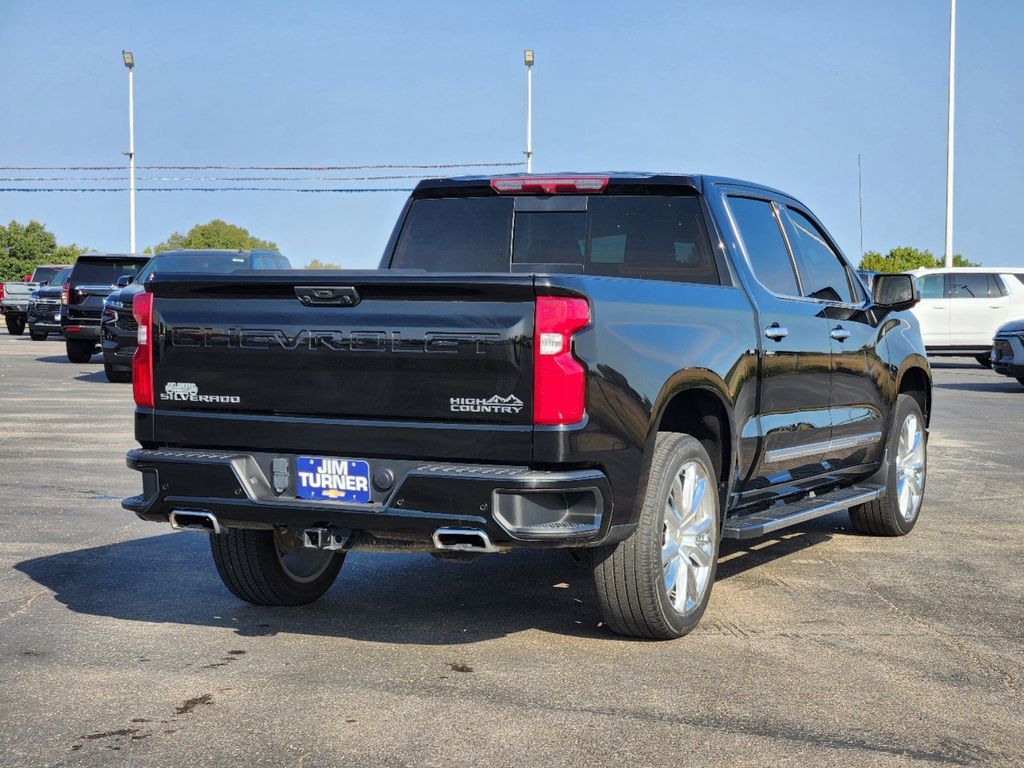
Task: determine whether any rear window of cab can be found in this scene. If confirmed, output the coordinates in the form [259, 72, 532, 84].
[390, 195, 720, 285]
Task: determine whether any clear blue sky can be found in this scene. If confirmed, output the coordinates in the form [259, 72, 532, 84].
[1, 0, 1022, 267]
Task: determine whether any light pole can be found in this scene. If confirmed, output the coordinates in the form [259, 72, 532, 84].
[123, 50, 136, 255]
[944, 0, 956, 268]
[524, 49, 534, 173]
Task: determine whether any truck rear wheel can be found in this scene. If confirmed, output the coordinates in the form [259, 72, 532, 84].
[6, 315, 25, 335]
[210, 527, 344, 606]
[65, 339, 95, 363]
[591, 433, 719, 639]
[849, 394, 926, 536]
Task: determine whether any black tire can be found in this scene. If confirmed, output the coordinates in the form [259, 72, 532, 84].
[591, 433, 720, 639]
[104, 362, 131, 383]
[849, 394, 926, 536]
[975, 353, 992, 369]
[210, 528, 344, 606]
[65, 339, 95, 363]
[5, 315, 25, 335]
[29, 329, 47, 341]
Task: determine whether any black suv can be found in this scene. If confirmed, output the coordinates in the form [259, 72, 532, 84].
[61, 254, 150, 363]
[100, 249, 291, 382]
[27, 266, 72, 340]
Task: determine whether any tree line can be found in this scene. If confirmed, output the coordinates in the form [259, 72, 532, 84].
[0, 218, 343, 280]
[858, 246, 979, 272]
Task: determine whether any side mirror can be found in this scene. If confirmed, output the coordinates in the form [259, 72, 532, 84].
[872, 273, 919, 312]
[116, 275, 134, 287]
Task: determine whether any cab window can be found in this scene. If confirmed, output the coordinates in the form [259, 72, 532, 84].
[782, 208, 854, 303]
[727, 197, 799, 296]
[918, 274, 944, 299]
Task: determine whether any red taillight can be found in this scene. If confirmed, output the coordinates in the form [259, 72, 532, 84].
[0, 283, 4, 301]
[60, 282, 70, 305]
[533, 296, 590, 425]
[491, 176, 609, 195]
[132, 292, 154, 408]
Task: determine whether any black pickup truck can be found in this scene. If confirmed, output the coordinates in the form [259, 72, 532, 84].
[123, 173, 931, 639]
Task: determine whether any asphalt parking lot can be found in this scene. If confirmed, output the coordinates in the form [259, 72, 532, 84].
[1, 332, 1022, 767]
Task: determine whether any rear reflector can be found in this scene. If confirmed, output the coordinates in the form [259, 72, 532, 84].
[132, 292, 154, 408]
[491, 176, 608, 195]
[533, 296, 590, 425]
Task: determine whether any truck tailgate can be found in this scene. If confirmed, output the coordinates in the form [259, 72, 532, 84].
[146, 272, 537, 461]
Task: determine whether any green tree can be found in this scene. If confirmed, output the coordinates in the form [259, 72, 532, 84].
[305, 259, 343, 270]
[147, 219, 278, 254]
[858, 246, 980, 273]
[0, 220, 86, 280]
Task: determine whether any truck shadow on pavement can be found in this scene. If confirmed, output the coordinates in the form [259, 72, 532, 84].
[14, 517, 844, 644]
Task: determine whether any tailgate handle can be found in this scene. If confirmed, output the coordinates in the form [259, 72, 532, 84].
[295, 286, 361, 307]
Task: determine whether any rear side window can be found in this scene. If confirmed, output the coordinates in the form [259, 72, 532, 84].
[70, 259, 148, 285]
[950, 273, 1003, 298]
[392, 197, 514, 272]
[728, 197, 799, 296]
[782, 208, 854, 303]
[32, 267, 60, 283]
[919, 274, 944, 299]
[48, 267, 71, 286]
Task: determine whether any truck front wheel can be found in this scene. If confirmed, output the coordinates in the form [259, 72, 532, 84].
[591, 433, 720, 639]
[849, 394, 926, 536]
[210, 528, 344, 606]
[6, 315, 25, 335]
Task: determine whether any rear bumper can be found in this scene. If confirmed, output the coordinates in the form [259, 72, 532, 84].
[992, 335, 1024, 378]
[62, 323, 101, 340]
[1, 303, 28, 316]
[123, 448, 627, 549]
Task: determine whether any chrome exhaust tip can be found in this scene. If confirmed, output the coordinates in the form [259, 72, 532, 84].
[432, 528, 499, 553]
[169, 510, 222, 534]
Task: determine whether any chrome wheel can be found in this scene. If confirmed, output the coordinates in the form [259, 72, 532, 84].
[662, 460, 716, 616]
[895, 413, 925, 521]
[273, 528, 335, 583]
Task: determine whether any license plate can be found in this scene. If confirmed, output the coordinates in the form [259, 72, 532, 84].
[295, 456, 371, 503]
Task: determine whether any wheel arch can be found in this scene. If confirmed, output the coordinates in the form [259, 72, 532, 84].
[896, 358, 932, 427]
[642, 375, 737, 512]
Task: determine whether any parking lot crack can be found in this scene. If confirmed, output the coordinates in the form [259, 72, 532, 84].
[1, 588, 49, 624]
[818, 552, 1020, 697]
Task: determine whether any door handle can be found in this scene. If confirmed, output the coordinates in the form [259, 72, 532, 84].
[764, 324, 789, 341]
[830, 327, 851, 342]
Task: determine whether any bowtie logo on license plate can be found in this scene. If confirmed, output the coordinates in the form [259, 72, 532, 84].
[295, 457, 371, 503]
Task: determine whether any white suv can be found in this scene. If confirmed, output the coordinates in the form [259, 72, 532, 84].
[908, 267, 1024, 366]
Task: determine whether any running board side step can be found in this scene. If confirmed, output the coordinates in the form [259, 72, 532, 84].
[722, 485, 884, 540]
